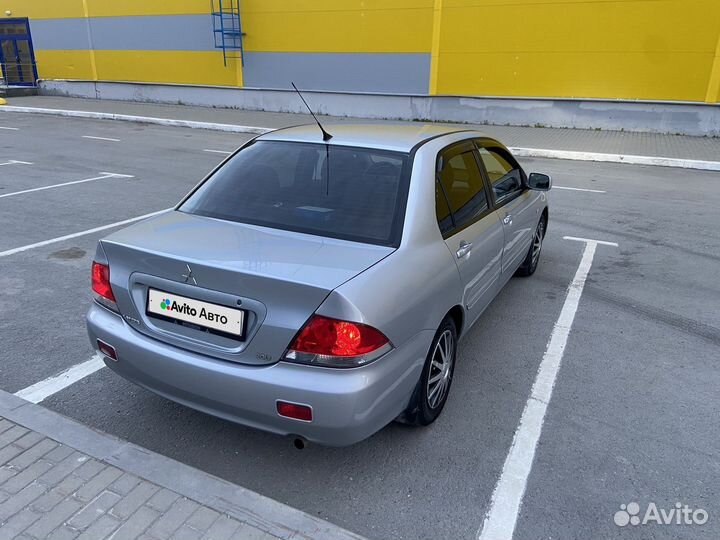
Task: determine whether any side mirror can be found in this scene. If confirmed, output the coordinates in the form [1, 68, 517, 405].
[528, 173, 551, 191]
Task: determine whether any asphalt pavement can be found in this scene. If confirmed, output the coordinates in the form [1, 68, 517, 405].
[7, 95, 720, 162]
[1, 110, 718, 540]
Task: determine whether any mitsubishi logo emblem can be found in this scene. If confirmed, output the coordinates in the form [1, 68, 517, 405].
[182, 264, 197, 285]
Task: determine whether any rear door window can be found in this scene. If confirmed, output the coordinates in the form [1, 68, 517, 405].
[180, 141, 410, 246]
[436, 145, 489, 232]
[435, 180, 454, 235]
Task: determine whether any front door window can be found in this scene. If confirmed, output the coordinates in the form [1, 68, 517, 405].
[477, 147, 523, 206]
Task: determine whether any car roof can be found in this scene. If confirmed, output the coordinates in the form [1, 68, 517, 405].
[257, 123, 491, 153]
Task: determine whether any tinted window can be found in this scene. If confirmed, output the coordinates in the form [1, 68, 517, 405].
[435, 180, 453, 235]
[437, 149, 488, 231]
[478, 147, 523, 204]
[180, 141, 409, 246]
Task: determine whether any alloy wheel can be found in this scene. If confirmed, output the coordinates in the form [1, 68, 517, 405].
[531, 220, 545, 266]
[427, 329, 454, 409]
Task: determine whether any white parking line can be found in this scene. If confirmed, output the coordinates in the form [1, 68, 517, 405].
[203, 149, 233, 155]
[0, 126, 19, 131]
[14, 353, 106, 404]
[554, 186, 607, 193]
[82, 135, 121, 142]
[0, 209, 170, 258]
[0, 160, 33, 166]
[478, 236, 618, 540]
[0, 172, 134, 199]
[562, 236, 619, 247]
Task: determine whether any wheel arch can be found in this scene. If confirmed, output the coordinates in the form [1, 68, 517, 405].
[445, 305, 465, 337]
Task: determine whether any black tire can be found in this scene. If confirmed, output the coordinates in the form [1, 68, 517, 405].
[515, 215, 546, 277]
[403, 317, 458, 426]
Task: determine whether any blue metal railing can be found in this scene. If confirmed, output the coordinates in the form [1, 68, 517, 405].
[0, 61, 38, 87]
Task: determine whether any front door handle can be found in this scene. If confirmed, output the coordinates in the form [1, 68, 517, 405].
[503, 214, 513, 226]
[456, 241, 472, 259]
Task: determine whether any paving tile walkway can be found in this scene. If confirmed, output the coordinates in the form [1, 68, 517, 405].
[0, 391, 364, 540]
[0, 416, 280, 540]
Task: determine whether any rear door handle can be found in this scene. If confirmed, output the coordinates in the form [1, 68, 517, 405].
[456, 241, 472, 259]
[503, 214, 513, 226]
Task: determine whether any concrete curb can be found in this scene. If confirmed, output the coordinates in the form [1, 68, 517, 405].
[0, 389, 366, 540]
[509, 147, 720, 172]
[2, 104, 719, 171]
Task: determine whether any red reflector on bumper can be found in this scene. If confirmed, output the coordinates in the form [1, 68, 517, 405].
[276, 401, 312, 422]
[97, 339, 117, 361]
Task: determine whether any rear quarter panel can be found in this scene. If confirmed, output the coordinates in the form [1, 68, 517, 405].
[317, 134, 473, 349]
[318, 239, 463, 348]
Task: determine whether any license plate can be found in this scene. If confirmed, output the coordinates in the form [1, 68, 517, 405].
[147, 288, 244, 337]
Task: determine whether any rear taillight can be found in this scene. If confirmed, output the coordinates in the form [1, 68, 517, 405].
[283, 315, 391, 368]
[91, 261, 118, 312]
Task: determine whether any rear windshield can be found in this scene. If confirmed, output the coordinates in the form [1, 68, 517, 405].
[180, 141, 410, 246]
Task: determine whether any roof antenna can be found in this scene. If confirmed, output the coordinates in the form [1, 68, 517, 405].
[291, 82, 332, 141]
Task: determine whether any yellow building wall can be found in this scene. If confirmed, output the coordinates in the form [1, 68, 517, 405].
[432, 0, 720, 102]
[2, 0, 209, 19]
[707, 33, 720, 103]
[3, 0, 85, 20]
[241, 0, 433, 53]
[2, 0, 241, 86]
[85, 0, 211, 17]
[87, 56, 241, 87]
[34, 50, 95, 80]
[83, 52, 240, 89]
[3, 0, 720, 102]
[93, 51, 243, 86]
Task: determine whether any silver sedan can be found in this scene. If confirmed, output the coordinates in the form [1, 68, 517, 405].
[86, 124, 551, 446]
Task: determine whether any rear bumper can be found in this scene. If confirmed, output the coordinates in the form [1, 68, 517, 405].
[86, 303, 430, 446]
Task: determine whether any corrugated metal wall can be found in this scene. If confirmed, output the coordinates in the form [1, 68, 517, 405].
[3, 0, 720, 102]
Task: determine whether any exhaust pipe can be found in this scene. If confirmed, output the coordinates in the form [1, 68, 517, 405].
[292, 437, 307, 450]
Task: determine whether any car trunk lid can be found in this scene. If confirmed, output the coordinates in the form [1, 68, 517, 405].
[100, 211, 393, 365]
